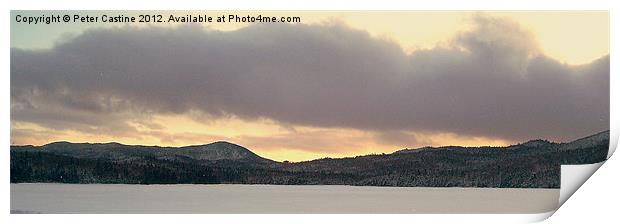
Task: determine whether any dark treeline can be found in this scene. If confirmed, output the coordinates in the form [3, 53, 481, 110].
[10, 131, 609, 188]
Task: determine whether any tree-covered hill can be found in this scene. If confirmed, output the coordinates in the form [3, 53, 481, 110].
[10, 130, 609, 188]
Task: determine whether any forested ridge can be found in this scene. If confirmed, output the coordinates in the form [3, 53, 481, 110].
[10, 131, 609, 188]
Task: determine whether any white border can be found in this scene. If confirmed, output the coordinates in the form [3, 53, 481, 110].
[3, 1, 618, 224]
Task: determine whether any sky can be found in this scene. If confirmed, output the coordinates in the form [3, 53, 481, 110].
[10, 11, 609, 161]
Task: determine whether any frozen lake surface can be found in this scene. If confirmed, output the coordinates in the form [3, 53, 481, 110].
[11, 183, 559, 214]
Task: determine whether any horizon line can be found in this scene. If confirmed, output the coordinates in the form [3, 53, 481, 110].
[10, 129, 609, 162]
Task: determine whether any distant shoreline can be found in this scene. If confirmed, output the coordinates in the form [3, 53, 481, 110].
[10, 131, 609, 188]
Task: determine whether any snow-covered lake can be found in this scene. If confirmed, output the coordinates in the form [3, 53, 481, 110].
[11, 183, 559, 214]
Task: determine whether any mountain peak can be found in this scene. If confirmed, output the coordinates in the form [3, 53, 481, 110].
[208, 141, 243, 148]
[182, 141, 265, 161]
[560, 130, 609, 151]
[519, 139, 553, 148]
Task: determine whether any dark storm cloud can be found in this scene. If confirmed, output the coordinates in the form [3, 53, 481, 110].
[11, 16, 609, 142]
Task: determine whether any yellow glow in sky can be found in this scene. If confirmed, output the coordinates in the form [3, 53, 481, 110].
[12, 115, 511, 161]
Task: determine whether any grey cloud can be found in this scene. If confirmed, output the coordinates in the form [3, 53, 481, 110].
[11, 16, 609, 143]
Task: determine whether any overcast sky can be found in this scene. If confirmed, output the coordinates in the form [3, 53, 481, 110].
[10, 12, 609, 161]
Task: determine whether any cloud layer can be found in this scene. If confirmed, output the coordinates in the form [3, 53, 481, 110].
[11, 16, 609, 144]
